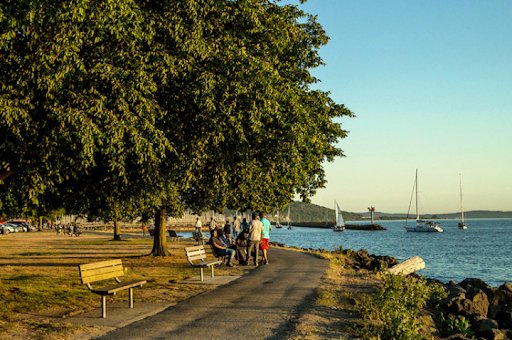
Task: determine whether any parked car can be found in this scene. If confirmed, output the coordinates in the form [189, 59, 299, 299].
[1, 223, 15, 234]
[8, 221, 31, 232]
[6, 222, 24, 232]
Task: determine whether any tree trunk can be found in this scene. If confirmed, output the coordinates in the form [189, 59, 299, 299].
[113, 220, 122, 241]
[151, 206, 170, 256]
[0, 169, 13, 182]
[38, 216, 43, 231]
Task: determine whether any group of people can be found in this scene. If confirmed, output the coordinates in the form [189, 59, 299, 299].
[204, 212, 272, 267]
[55, 224, 81, 236]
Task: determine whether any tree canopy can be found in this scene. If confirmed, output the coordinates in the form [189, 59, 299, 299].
[1, 0, 353, 253]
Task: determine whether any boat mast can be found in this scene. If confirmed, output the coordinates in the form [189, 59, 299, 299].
[459, 173, 465, 224]
[416, 169, 419, 222]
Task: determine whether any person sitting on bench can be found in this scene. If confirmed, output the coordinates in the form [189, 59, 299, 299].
[235, 228, 250, 265]
[209, 228, 236, 267]
[192, 227, 204, 244]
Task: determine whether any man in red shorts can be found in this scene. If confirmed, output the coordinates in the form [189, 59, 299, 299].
[259, 211, 272, 264]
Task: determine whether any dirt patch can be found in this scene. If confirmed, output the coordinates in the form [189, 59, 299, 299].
[287, 251, 381, 339]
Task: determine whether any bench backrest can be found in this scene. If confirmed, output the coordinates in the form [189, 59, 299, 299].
[185, 245, 207, 264]
[79, 259, 125, 284]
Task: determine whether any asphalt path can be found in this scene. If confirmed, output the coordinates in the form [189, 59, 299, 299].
[98, 248, 328, 340]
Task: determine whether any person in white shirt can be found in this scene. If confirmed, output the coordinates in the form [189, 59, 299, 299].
[247, 212, 263, 266]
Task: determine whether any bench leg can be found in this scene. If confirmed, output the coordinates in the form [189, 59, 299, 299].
[102, 296, 107, 318]
[200, 267, 204, 281]
[211, 265, 215, 278]
[129, 288, 134, 308]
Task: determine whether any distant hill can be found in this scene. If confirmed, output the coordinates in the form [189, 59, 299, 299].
[284, 201, 361, 223]
[228, 204, 512, 223]
[282, 204, 512, 222]
[361, 210, 512, 220]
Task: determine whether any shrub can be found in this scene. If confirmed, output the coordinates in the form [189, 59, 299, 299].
[355, 273, 448, 339]
[435, 313, 474, 337]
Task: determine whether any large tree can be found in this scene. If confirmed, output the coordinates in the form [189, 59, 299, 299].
[151, 0, 352, 210]
[142, 0, 352, 254]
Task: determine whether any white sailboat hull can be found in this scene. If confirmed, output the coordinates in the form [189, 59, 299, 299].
[404, 169, 444, 233]
[405, 220, 443, 233]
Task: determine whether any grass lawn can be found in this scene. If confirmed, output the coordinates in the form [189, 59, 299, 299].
[0, 230, 242, 339]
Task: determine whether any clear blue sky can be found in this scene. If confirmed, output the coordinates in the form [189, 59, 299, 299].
[294, 0, 512, 213]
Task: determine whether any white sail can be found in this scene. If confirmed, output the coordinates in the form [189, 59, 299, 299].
[336, 201, 345, 227]
[333, 200, 345, 231]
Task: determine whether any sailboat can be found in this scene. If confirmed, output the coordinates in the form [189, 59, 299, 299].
[404, 169, 443, 233]
[332, 201, 345, 232]
[287, 205, 292, 229]
[274, 208, 282, 229]
[458, 173, 468, 229]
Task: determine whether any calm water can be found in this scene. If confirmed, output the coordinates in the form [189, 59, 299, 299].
[181, 219, 511, 287]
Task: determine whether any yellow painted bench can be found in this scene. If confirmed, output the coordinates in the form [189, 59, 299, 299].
[78, 259, 146, 318]
[185, 245, 222, 281]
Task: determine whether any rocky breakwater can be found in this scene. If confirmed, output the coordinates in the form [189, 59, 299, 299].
[433, 278, 512, 339]
[335, 248, 512, 339]
[338, 248, 398, 271]
[344, 223, 386, 231]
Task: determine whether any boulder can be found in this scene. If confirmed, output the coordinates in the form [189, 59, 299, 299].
[495, 309, 512, 329]
[352, 249, 373, 269]
[489, 286, 512, 319]
[445, 290, 489, 320]
[459, 278, 495, 301]
[445, 334, 472, 340]
[445, 296, 469, 315]
[446, 284, 467, 298]
[474, 318, 499, 334]
[499, 283, 512, 293]
[471, 290, 490, 319]
[478, 328, 510, 340]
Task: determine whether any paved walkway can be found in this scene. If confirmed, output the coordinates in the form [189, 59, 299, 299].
[97, 248, 327, 339]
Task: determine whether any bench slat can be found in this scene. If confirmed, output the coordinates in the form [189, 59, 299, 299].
[90, 280, 147, 295]
[185, 245, 206, 252]
[187, 253, 206, 261]
[81, 269, 126, 284]
[79, 259, 122, 271]
[186, 248, 206, 256]
[191, 260, 222, 267]
[80, 264, 124, 277]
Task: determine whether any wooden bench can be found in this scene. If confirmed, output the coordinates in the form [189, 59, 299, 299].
[185, 245, 222, 281]
[78, 259, 147, 318]
[168, 229, 183, 241]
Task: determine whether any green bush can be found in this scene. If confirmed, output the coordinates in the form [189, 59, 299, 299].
[435, 313, 474, 337]
[355, 273, 448, 339]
